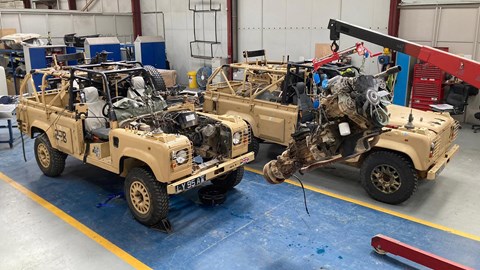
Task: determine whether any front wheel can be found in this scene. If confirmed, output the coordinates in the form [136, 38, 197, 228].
[34, 134, 67, 177]
[124, 167, 169, 226]
[360, 151, 418, 204]
[211, 166, 244, 190]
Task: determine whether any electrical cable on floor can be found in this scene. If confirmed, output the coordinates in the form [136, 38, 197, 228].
[292, 174, 310, 216]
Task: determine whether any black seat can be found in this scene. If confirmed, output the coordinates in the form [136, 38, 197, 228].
[473, 109, 480, 133]
[295, 82, 314, 122]
[430, 83, 470, 115]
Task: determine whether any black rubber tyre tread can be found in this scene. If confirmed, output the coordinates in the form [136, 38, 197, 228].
[211, 166, 244, 190]
[360, 151, 418, 205]
[144, 65, 167, 92]
[34, 134, 67, 177]
[124, 167, 169, 226]
[248, 136, 260, 158]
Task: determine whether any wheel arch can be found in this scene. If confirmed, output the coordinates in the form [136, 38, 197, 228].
[120, 156, 146, 177]
[360, 138, 425, 171]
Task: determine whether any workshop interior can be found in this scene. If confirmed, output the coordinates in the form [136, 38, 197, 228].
[0, 0, 479, 269]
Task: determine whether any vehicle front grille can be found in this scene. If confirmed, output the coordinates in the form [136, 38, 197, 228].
[433, 127, 453, 159]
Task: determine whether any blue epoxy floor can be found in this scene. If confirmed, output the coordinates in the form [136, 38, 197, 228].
[1, 136, 480, 269]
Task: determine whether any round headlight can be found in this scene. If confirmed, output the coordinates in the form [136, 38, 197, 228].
[175, 149, 188, 164]
[233, 132, 242, 145]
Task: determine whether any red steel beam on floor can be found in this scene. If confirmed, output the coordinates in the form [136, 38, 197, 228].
[23, 0, 31, 8]
[131, 0, 142, 38]
[67, 0, 77, 10]
[371, 234, 474, 270]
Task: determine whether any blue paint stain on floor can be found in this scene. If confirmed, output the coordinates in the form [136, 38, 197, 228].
[1, 137, 480, 269]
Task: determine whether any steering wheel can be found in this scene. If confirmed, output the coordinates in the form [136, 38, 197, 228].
[102, 96, 124, 117]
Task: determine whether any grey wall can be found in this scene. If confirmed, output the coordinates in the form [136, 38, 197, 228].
[140, 0, 228, 85]
[398, 3, 480, 124]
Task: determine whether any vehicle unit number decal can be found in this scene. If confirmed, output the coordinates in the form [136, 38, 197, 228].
[175, 175, 206, 192]
[54, 129, 67, 143]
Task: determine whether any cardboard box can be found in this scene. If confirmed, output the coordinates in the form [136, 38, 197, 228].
[0, 28, 17, 49]
[158, 69, 177, 88]
[315, 43, 332, 59]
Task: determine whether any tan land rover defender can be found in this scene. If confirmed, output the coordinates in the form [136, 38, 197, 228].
[16, 62, 253, 229]
[204, 59, 459, 204]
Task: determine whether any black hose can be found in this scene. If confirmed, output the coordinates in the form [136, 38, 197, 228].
[292, 174, 310, 216]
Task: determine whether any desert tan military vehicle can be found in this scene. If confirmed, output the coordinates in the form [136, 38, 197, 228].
[204, 59, 459, 204]
[16, 62, 253, 229]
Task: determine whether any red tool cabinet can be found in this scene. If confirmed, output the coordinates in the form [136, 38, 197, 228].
[410, 63, 445, 111]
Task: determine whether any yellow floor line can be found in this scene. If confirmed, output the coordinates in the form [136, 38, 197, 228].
[245, 166, 480, 242]
[0, 172, 151, 270]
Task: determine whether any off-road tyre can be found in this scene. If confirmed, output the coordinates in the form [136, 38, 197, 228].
[34, 134, 67, 177]
[124, 167, 169, 226]
[211, 166, 244, 190]
[144, 65, 167, 92]
[248, 136, 260, 158]
[360, 151, 418, 204]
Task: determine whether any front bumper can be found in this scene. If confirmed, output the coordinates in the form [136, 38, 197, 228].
[426, 144, 459, 180]
[166, 151, 254, 194]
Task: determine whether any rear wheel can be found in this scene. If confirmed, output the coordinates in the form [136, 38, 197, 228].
[124, 167, 169, 226]
[211, 166, 244, 190]
[360, 151, 418, 204]
[34, 134, 67, 177]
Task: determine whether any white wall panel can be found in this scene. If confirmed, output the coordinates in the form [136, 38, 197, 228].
[438, 8, 477, 42]
[262, 0, 286, 28]
[48, 14, 74, 37]
[311, 0, 341, 29]
[96, 15, 117, 36]
[237, 0, 261, 29]
[286, 0, 311, 29]
[102, 0, 119, 13]
[73, 15, 95, 35]
[141, 14, 157, 36]
[263, 29, 286, 60]
[141, 0, 156, 11]
[118, 0, 132, 13]
[116, 16, 133, 36]
[399, 8, 435, 42]
[436, 42, 475, 56]
[171, 0, 189, 12]
[156, 0, 170, 11]
[285, 29, 310, 60]
[0, 13, 21, 30]
[20, 14, 48, 34]
[238, 29, 262, 54]
[341, 0, 375, 26]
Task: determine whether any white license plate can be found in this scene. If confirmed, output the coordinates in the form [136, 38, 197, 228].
[175, 175, 206, 193]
